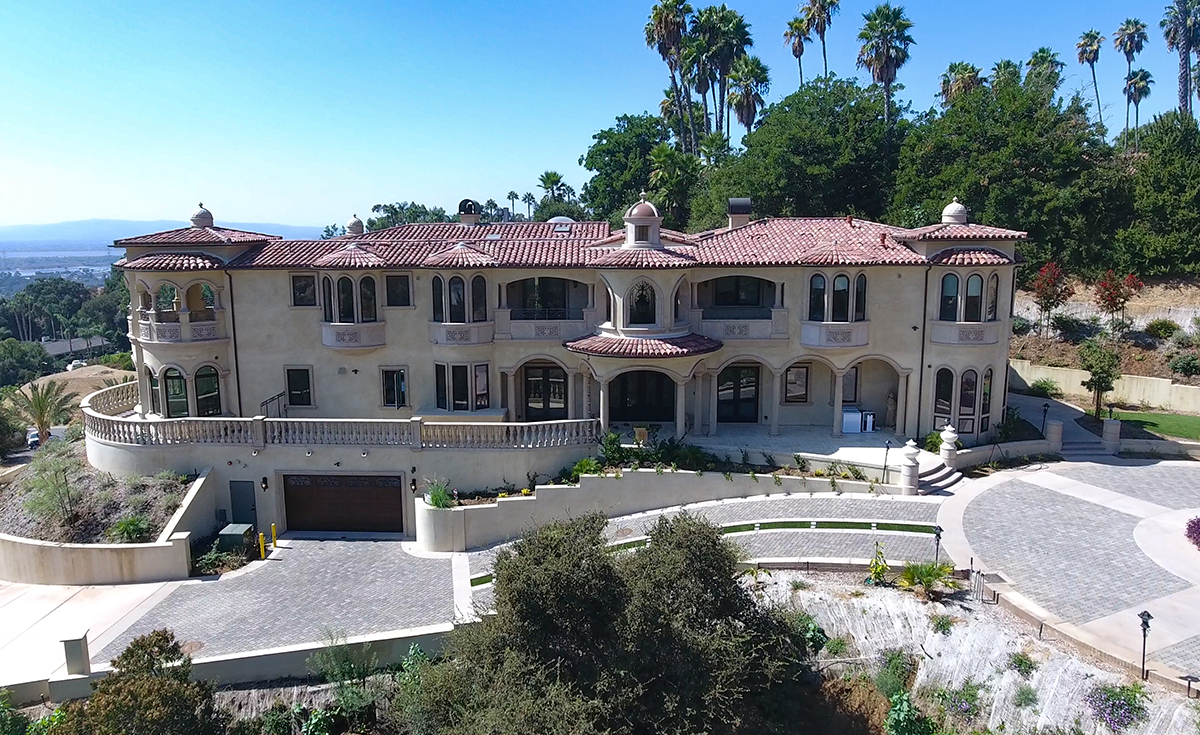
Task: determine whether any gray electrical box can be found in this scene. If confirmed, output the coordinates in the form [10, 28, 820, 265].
[218, 523, 254, 553]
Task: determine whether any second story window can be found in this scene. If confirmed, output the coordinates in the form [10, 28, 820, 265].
[629, 282, 656, 325]
[939, 274, 959, 321]
[471, 275, 487, 322]
[808, 275, 825, 322]
[431, 274, 489, 324]
[337, 277, 355, 322]
[448, 277, 466, 323]
[360, 277, 377, 322]
[322, 277, 334, 322]
[286, 367, 313, 407]
[432, 276, 445, 322]
[385, 275, 411, 306]
[854, 274, 867, 321]
[291, 275, 317, 307]
[831, 275, 850, 322]
[964, 274, 983, 322]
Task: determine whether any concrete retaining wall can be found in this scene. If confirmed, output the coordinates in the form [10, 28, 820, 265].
[0, 531, 191, 586]
[1119, 438, 1200, 458]
[158, 467, 224, 543]
[1010, 359, 1200, 414]
[953, 439, 1055, 469]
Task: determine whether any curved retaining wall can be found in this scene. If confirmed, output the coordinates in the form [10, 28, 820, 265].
[0, 531, 191, 586]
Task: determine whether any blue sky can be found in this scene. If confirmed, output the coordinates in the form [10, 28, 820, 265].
[0, 0, 1182, 227]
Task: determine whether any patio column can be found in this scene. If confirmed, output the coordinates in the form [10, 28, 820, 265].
[774, 282, 784, 308]
[895, 372, 909, 437]
[567, 372, 577, 419]
[692, 375, 702, 434]
[500, 371, 512, 421]
[599, 378, 610, 434]
[582, 372, 592, 418]
[769, 369, 782, 436]
[675, 379, 687, 440]
[708, 371, 719, 436]
[832, 370, 845, 437]
[499, 283, 508, 309]
[134, 343, 149, 418]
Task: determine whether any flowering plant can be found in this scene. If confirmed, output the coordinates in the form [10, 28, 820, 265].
[1186, 516, 1200, 551]
[1085, 681, 1149, 733]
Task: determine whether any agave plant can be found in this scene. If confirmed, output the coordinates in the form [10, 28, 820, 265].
[894, 561, 959, 600]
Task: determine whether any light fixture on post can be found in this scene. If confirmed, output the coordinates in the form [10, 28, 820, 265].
[883, 440, 892, 482]
[1181, 674, 1199, 699]
[259, 477, 269, 492]
[1138, 610, 1153, 681]
[1041, 403, 1050, 435]
[934, 525, 944, 562]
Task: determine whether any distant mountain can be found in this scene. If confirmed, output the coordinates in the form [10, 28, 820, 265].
[0, 218, 325, 244]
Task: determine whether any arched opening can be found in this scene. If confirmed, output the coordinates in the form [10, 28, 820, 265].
[831, 275, 850, 322]
[628, 282, 656, 325]
[322, 277, 334, 322]
[184, 284, 216, 321]
[844, 358, 901, 431]
[696, 276, 775, 319]
[336, 277, 355, 323]
[431, 276, 444, 322]
[959, 370, 978, 434]
[195, 366, 221, 416]
[523, 361, 568, 421]
[808, 274, 826, 321]
[471, 275, 488, 322]
[155, 284, 179, 322]
[854, 274, 867, 322]
[610, 370, 674, 422]
[448, 276, 466, 323]
[964, 275, 983, 322]
[939, 274, 959, 322]
[146, 368, 161, 415]
[359, 277, 377, 323]
[986, 274, 999, 322]
[717, 363, 761, 423]
[163, 368, 189, 418]
[934, 368, 954, 427]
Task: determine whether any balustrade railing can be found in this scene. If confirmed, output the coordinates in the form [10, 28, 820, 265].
[265, 418, 415, 446]
[420, 419, 599, 449]
[85, 381, 139, 415]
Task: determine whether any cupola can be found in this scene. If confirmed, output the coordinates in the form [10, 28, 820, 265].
[190, 203, 213, 228]
[458, 198, 481, 226]
[346, 213, 364, 236]
[622, 192, 662, 248]
[941, 197, 968, 225]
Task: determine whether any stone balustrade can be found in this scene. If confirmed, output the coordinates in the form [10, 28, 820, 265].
[927, 320, 1001, 346]
[266, 418, 415, 446]
[419, 419, 600, 449]
[799, 320, 871, 348]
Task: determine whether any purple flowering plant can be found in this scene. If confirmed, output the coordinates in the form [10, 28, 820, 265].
[1186, 516, 1200, 551]
[1084, 682, 1149, 733]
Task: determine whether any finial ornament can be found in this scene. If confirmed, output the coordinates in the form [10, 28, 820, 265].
[639, 190, 648, 201]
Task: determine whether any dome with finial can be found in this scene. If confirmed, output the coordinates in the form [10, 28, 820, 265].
[941, 197, 968, 224]
[346, 213, 364, 236]
[625, 191, 660, 219]
[190, 203, 214, 228]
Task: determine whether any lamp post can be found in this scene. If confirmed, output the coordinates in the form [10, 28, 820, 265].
[1041, 403, 1050, 435]
[883, 440, 892, 483]
[934, 525, 944, 563]
[1139, 610, 1153, 681]
[1182, 674, 1199, 699]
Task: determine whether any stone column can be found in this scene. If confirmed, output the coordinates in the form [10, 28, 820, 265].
[692, 376, 702, 433]
[832, 371, 845, 437]
[499, 283, 508, 309]
[899, 440, 921, 495]
[567, 372, 577, 420]
[774, 282, 784, 308]
[1102, 418, 1121, 455]
[500, 371, 512, 421]
[675, 379, 687, 439]
[708, 371, 719, 436]
[939, 424, 959, 469]
[1045, 419, 1063, 453]
[599, 378, 610, 434]
[769, 370, 781, 436]
[133, 343, 150, 418]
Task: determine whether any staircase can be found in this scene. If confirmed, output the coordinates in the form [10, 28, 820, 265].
[1060, 437, 1114, 462]
[918, 461, 964, 494]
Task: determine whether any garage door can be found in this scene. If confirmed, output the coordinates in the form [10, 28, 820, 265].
[283, 475, 405, 532]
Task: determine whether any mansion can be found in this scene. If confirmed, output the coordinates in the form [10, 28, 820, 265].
[82, 196, 1024, 534]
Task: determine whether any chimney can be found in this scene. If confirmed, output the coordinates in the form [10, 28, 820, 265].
[845, 215, 854, 227]
[727, 198, 752, 229]
[458, 198, 481, 226]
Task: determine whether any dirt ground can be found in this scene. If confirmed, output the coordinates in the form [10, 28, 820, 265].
[1010, 333, 1200, 387]
[1022, 277, 1200, 311]
[25, 364, 136, 408]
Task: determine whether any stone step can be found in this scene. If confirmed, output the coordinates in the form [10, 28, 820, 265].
[920, 470, 964, 493]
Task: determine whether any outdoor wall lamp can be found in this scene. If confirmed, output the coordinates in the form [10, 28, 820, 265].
[259, 477, 269, 492]
[252, 449, 260, 456]
[1138, 610, 1153, 681]
[361, 450, 369, 457]
[1182, 674, 1199, 699]
[306, 450, 312, 457]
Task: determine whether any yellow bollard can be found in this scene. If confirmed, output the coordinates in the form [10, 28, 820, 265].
[271, 523, 277, 548]
[258, 532, 266, 560]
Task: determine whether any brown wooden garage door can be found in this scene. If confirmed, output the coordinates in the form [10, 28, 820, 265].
[283, 475, 405, 532]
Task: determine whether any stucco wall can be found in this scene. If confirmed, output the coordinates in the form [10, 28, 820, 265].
[158, 467, 226, 543]
[1010, 360, 1200, 414]
[0, 532, 190, 586]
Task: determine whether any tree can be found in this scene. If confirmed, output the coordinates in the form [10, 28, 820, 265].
[366, 201, 450, 230]
[698, 130, 732, 166]
[1077, 29, 1106, 127]
[939, 61, 983, 106]
[647, 143, 701, 228]
[990, 59, 1023, 88]
[0, 338, 49, 389]
[578, 114, 671, 224]
[703, 5, 753, 136]
[1125, 69, 1155, 150]
[506, 190, 519, 217]
[856, 3, 915, 130]
[783, 16, 812, 88]
[1028, 262, 1075, 335]
[1026, 46, 1066, 93]
[533, 199, 590, 222]
[1161, 0, 1198, 117]
[726, 55, 770, 136]
[320, 223, 345, 239]
[1092, 270, 1144, 330]
[10, 379, 78, 445]
[1114, 19, 1149, 146]
[646, 0, 695, 153]
[800, 0, 840, 78]
[537, 170, 566, 202]
[1079, 339, 1121, 417]
[521, 192, 536, 217]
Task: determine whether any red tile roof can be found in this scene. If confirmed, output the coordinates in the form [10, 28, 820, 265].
[421, 243, 499, 268]
[115, 226, 281, 245]
[563, 333, 723, 358]
[312, 244, 388, 269]
[116, 252, 225, 271]
[589, 247, 697, 268]
[928, 247, 1015, 266]
[896, 223, 1027, 241]
[354, 221, 612, 242]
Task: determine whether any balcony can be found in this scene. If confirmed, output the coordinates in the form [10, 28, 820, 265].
[493, 308, 594, 341]
[321, 321, 387, 350]
[928, 321, 1001, 346]
[429, 321, 495, 346]
[694, 307, 788, 341]
[800, 321, 871, 348]
[136, 316, 227, 343]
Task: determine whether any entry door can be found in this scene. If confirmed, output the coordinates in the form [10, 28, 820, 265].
[525, 366, 568, 421]
[610, 371, 674, 422]
[717, 366, 760, 423]
[229, 480, 257, 526]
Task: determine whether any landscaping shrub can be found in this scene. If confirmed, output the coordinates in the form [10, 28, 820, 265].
[895, 561, 959, 600]
[1084, 681, 1150, 733]
[1008, 651, 1039, 678]
[95, 352, 135, 371]
[1173, 331, 1195, 349]
[930, 614, 953, 635]
[1169, 352, 1200, 376]
[1012, 315, 1034, 335]
[0, 691, 30, 735]
[568, 457, 602, 483]
[823, 637, 847, 657]
[875, 649, 914, 699]
[1026, 377, 1063, 399]
[1186, 516, 1200, 551]
[106, 514, 152, 543]
[785, 611, 829, 657]
[307, 630, 379, 731]
[23, 450, 82, 528]
[1145, 318, 1181, 339]
[1014, 683, 1039, 709]
[883, 692, 934, 735]
[192, 541, 248, 576]
[599, 431, 628, 468]
[923, 431, 962, 453]
[1051, 314, 1100, 343]
[938, 679, 983, 722]
[424, 477, 454, 509]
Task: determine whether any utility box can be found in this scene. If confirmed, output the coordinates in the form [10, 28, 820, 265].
[218, 523, 254, 553]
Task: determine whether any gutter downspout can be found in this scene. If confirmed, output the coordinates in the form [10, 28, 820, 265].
[914, 265, 931, 439]
[223, 269, 244, 416]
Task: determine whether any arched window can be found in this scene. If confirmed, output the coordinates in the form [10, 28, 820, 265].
[808, 274, 826, 322]
[195, 366, 221, 417]
[980, 368, 994, 431]
[156, 284, 177, 312]
[934, 368, 954, 421]
[629, 282, 656, 324]
[965, 275, 983, 322]
[831, 275, 851, 322]
[471, 275, 487, 322]
[959, 370, 978, 433]
[336, 277, 355, 323]
[854, 273, 867, 322]
[163, 368, 189, 418]
[939, 274, 959, 321]
[604, 285, 612, 322]
[986, 274, 999, 322]
[322, 277, 333, 322]
[674, 284, 684, 323]
[431, 276, 444, 322]
[359, 277, 377, 323]
[448, 276, 466, 323]
[146, 368, 161, 415]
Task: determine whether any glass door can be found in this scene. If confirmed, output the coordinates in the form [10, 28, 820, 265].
[525, 365, 568, 421]
[717, 366, 759, 423]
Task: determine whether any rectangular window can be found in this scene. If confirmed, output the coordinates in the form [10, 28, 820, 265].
[784, 366, 809, 403]
[842, 367, 858, 403]
[435, 365, 448, 410]
[474, 364, 489, 409]
[385, 275, 411, 307]
[382, 368, 408, 407]
[635, 224, 649, 241]
[436, 363, 488, 411]
[149, 372, 161, 414]
[291, 275, 317, 306]
[452, 365, 469, 411]
[285, 367, 313, 407]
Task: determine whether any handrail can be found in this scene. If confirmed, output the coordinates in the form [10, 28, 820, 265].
[265, 417, 414, 446]
[420, 419, 599, 449]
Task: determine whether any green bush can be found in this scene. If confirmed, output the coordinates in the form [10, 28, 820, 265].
[1145, 318, 1181, 339]
[930, 614, 954, 635]
[0, 691, 30, 735]
[192, 542, 247, 576]
[883, 692, 933, 735]
[938, 679, 983, 721]
[1008, 651, 1039, 678]
[1085, 681, 1150, 733]
[106, 514, 152, 543]
[922, 431, 963, 453]
[1026, 378, 1064, 398]
[1052, 314, 1101, 343]
[823, 637, 847, 657]
[23, 452, 81, 527]
[1172, 331, 1195, 349]
[1012, 315, 1034, 335]
[785, 611, 828, 657]
[1014, 683, 1038, 708]
[875, 649, 914, 699]
[1169, 352, 1200, 376]
[568, 457, 602, 483]
[424, 476, 454, 509]
[599, 432, 628, 468]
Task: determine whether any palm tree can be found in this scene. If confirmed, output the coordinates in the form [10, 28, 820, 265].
[895, 561, 960, 601]
[11, 380, 79, 446]
[521, 192, 536, 217]
[1161, 0, 1198, 116]
[698, 131, 731, 166]
[726, 55, 770, 136]
[682, 34, 716, 133]
[1125, 69, 1155, 151]
[1026, 46, 1066, 92]
[506, 191, 518, 218]
[646, 0, 696, 152]
[783, 16, 812, 88]
[800, 0, 840, 78]
[990, 59, 1023, 88]
[537, 171, 565, 202]
[1077, 29, 1106, 126]
[1114, 19, 1149, 146]
[856, 3, 915, 129]
[939, 61, 982, 105]
[705, 6, 753, 137]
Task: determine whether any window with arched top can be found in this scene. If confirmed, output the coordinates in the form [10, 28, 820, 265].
[471, 276, 487, 322]
[322, 277, 333, 322]
[146, 368, 161, 415]
[965, 275, 984, 322]
[986, 274, 999, 322]
[939, 274, 959, 322]
[981, 368, 994, 432]
[831, 275, 851, 322]
[448, 277, 466, 323]
[808, 274, 826, 322]
[156, 284, 177, 312]
[959, 370, 978, 433]
[359, 277, 377, 323]
[934, 368, 954, 423]
[629, 282, 656, 325]
[431, 276, 445, 322]
[336, 277, 355, 323]
[163, 368, 189, 418]
[195, 366, 221, 417]
[854, 274, 867, 322]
